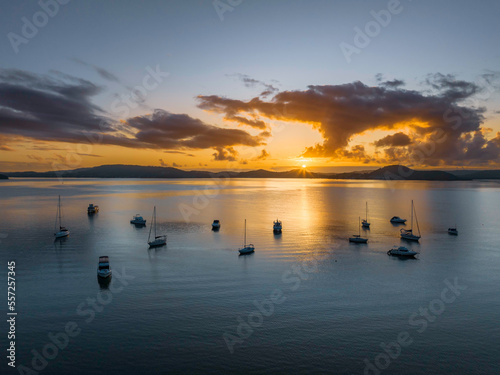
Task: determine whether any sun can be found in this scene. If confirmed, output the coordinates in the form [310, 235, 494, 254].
[302, 164, 307, 168]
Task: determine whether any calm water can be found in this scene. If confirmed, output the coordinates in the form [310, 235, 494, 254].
[1, 178, 499, 374]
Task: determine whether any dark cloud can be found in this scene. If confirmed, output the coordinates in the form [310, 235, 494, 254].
[198, 75, 500, 166]
[374, 132, 412, 147]
[381, 79, 405, 88]
[125, 109, 267, 149]
[0, 69, 267, 153]
[212, 146, 238, 161]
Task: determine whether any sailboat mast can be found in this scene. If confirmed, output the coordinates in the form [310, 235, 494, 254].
[366, 201, 368, 221]
[410, 200, 413, 231]
[244, 219, 247, 246]
[358, 216, 361, 236]
[154, 206, 157, 238]
[148, 207, 154, 242]
[58, 195, 62, 229]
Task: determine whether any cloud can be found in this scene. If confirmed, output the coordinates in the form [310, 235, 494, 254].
[71, 58, 121, 83]
[198, 74, 500, 166]
[227, 74, 278, 97]
[253, 149, 270, 160]
[0, 145, 14, 151]
[125, 109, 267, 149]
[164, 150, 195, 157]
[381, 79, 405, 88]
[374, 132, 412, 147]
[0, 69, 267, 153]
[212, 146, 238, 161]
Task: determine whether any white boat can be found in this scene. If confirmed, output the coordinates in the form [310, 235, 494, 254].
[212, 219, 221, 230]
[400, 200, 421, 241]
[448, 227, 458, 235]
[54, 195, 70, 238]
[238, 219, 255, 255]
[362, 202, 370, 228]
[387, 246, 418, 257]
[97, 256, 112, 279]
[148, 206, 166, 247]
[390, 216, 407, 224]
[130, 214, 146, 225]
[273, 219, 282, 233]
[87, 203, 99, 214]
[349, 217, 368, 243]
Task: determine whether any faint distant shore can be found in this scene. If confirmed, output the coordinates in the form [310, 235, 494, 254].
[3, 164, 500, 181]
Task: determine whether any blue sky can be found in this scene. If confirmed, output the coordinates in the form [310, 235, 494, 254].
[1, 0, 500, 171]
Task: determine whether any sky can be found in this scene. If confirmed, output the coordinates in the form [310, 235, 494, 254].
[1, 0, 500, 172]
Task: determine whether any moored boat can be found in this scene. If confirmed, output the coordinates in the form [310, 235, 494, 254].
[87, 204, 99, 214]
[362, 202, 370, 228]
[400, 200, 421, 241]
[387, 246, 418, 257]
[212, 219, 221, 230]
[130, 214, 146, 225]
[97, 256, 112, 279]
[54, 195, 70, 238]
[238, 219, 255, 255]
[349, 217, 368, 243]
[148, 206, 166, 247]
[273, 219, 282, 234]
[390, 216, 407, 224]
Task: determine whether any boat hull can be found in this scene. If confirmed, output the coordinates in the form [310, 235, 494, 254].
[131, 220, 146, 225]
[400, 234, 421, 241]
[97, 271, 112, 278]
[55, 231, 69, 238]
[149, 239, 166, 247]
[239, 245, 255, 255]
[349, 237, 368, 243]
[387, 250, 418, 257]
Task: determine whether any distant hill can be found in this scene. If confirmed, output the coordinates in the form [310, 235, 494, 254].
[0, 173, 8, 179]
[4, 164, 500, 181]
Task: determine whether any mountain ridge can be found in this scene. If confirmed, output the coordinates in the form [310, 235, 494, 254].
[3, 164, 499, 180]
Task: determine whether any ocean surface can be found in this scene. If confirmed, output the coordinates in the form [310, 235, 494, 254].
[1, 178, 499, 375]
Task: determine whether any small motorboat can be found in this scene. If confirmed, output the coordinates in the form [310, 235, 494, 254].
[387, 246, 418, 257]
[238, 219, 255, 255]
[390, 216, 407, 224]
[362, 202, 370, 228]
[97, 256, 112, 279]
[212, 219, 221, 230]
[130, 214, 147, 225]
[400, 200, 421, 241]
[273, 219, 282, 234]
[448, 227, 458, 235]
[54, 195, 70, 238]
[87, 204, 99, 214]
[349, 217, 368, 243]
[148, 206, 167, 247]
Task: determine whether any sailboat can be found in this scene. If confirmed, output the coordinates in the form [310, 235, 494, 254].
[400, 200, 421, 241]
[238, 219, 255, 255]
[362, 202, 370, 228]
[54, 195, 70, 238]
[147, 206, 166, 247]
[349, 217, 368, 243]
